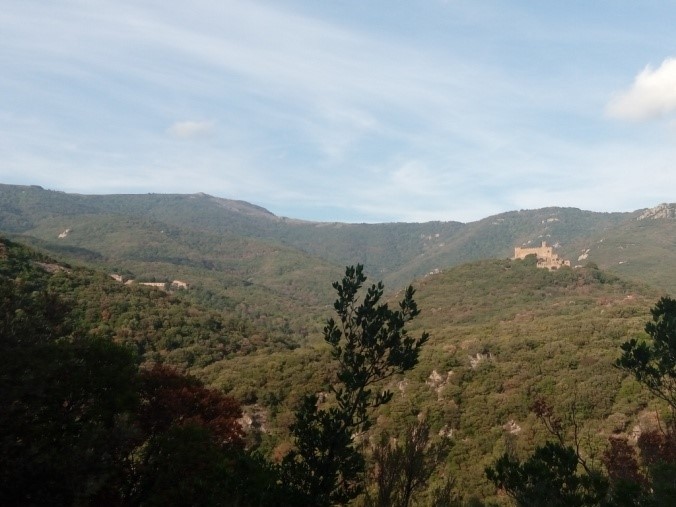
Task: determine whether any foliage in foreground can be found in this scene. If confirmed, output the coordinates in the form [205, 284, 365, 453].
[5, 234, 676, 506]
[486, 296, 676, 506]
[2, 241, 432, 505]
[617, 296, 676, 413]
[365, 419, 454, 507]
[281, 264, 429, 505]
[0, 239, 272, 506]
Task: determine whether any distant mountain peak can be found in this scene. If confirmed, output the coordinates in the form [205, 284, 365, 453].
[201, 194, 278, 219]
[637, 203, 676, 220]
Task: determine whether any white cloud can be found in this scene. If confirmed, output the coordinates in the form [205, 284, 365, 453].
[607, 58, 676, 121]
[168, 120, 215, 139]
[390, 161, 442, 197]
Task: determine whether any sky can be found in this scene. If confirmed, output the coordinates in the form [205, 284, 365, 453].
[2, 0, 675, 223]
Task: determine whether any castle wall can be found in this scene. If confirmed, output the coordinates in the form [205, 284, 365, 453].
[514, 241, 570, 270]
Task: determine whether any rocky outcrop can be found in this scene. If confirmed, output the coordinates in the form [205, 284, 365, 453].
[637, 203, 676, 220]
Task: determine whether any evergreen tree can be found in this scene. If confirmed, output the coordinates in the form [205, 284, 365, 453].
[281, 265, 429, 505]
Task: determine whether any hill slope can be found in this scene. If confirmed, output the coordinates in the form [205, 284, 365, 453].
[361, 259, 663, 499]
[1, 184, 674, 296]
[0, 185, 344, 341]
[197, 256, 665, 501]
[2, 231, 670, 503]
[0, 235, 298, 369]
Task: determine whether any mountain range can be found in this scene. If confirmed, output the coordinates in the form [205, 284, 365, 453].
[2, 182, 674, 503]
[1, 183, 674, 297]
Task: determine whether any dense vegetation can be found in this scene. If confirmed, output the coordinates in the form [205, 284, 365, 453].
[2, 187, 676, 505]
[0, 238, 291, 368]
[0, 238, 262, 505]
[485, 294, 676, 506]
[1, 239, 433, 505]
[2, 184, 675, 295]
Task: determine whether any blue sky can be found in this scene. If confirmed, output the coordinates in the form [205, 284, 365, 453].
[2, 0, 675, 223]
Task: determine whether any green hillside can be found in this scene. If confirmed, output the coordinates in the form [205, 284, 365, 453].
[2, 231, 674, 504]
[1, 184, 674, 298]
[564, 211, 676, 295]
[198, 257, 666, 502]
[1, 183, 675, 504]
[0, 185, 343, 342]
[393, 259, 663, 499]
[0, 236, 289, 368]
[0, 236, 281, 505]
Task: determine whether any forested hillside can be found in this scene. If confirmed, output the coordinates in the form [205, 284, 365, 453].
[202, 255, 672, 503]
[387, 258, 665, 499]
[0, 237, 267, 504]
[1, 184, 675, 297]
[2, 184, 675, 504]
[3, 233, 674, 505]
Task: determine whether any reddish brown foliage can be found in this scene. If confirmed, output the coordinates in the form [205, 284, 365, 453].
[638, 429, 676, 467]
[602, 437, 645, 486]
[138, 364, 244, 447]
[530, 398, 563, 439]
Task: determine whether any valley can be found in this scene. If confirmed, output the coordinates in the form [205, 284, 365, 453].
[1, 183, 674, 505]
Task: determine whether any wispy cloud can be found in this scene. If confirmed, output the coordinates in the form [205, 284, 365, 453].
[607, 58, 676, 121]
[168, 120, 215, 139]
[1, 1, 675, 223]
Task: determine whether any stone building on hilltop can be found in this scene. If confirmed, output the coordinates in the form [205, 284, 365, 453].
[514, 241, 570, 270]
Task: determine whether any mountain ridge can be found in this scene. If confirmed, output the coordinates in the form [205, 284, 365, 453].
[1, 193, 673, 503]
[10, 182, 672, 224]
[1, 183, 674, 296]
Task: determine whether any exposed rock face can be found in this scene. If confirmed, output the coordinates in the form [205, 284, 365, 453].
[34, 262, 69, 273]
[427, 370, 444, 387]
[628, 410, 661, 443]
[426, 369, 453, 390]
[238, 404, 268, 434]
[438, 425, 454, 439]
[469, 352, 492, 369]
[426, 370, 454, 400]
[637, 203, 676, 220]
[503, 420, 521, 434]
